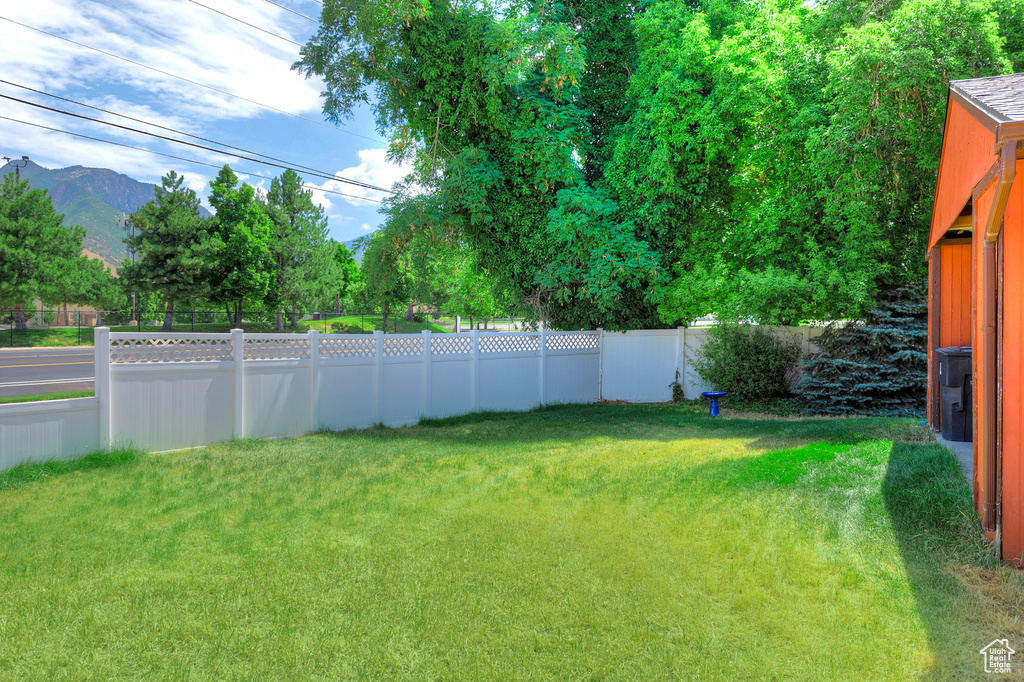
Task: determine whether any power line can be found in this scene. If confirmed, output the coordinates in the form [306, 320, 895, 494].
[187, 0, 303, 47]
[0, 15, 387, 147]
[0, 79, 384, 193]
[262, 0, 318, 22]
[0, 114, 383, 204]
[0, 92, 394, 194]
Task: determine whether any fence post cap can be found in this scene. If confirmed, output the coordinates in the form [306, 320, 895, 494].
[421, 329, 431, 335]
[230, 328, 243, 334]
[308, 328, 319, 335]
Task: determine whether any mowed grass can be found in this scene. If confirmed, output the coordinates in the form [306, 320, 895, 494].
[0, 390, 94, 405]
[0, 316, 449, 348]
[0, 405, 1019, 680]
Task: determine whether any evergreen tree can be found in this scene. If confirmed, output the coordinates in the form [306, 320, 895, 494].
[207, 166, 276, 328]
[795, 282, 927, 415]
[0, 173, 85, 330]
[122, 171, 214, 331]
[266, 170, 340, 330]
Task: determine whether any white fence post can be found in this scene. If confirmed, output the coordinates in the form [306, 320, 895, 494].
[677, 326, 687, 396]
[232, 328, 244, 439]
[456, 315, 461, 333]
[309, 329, 320, 433]
[470, 330, 479, 412]
[596, 328, 604, 401]
[95, 327, 111, 449]
[539, 328, 547, 407]
[422, 330, 432, 418]
[374, 330, 384, 424]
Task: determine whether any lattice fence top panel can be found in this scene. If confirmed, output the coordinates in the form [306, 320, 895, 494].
[546, 332, 600, 351]
[320, 336, 376, 358]
[110, 337, 233, 363]
[383, 336, 424, 357]
[243, 337, 310, 360]
[480, 334, 540, 354]
[431, 335, 472, 356]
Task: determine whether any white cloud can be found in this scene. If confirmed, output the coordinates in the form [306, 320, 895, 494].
[0, 0, 334, 183]
[360, 223, 373, 232]
[0, 0, 326, 121]
[0, 0, 392, 239]
[314, 149, 413, 206]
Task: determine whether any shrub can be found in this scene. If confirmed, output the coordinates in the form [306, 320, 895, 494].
[794, 282, 927, 416]
[693, 325, 801, 400]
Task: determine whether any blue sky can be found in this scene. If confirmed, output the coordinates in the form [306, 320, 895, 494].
[0, 0, 407, 242]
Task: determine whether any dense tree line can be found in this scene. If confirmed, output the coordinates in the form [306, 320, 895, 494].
[296, 0, 1021, 329]
[122, 166, 356, 331]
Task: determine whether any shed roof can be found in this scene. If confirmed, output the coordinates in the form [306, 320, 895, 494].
[951, 73, 1024, 124]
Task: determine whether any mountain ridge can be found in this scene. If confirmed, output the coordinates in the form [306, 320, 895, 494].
[1, 161, 211, 270]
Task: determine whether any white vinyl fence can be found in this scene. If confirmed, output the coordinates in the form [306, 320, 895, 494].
[599, 326, 824, 403]
[0, 325, 822, 471]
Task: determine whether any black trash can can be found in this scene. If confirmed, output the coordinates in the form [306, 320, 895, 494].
[935, 346, 972, 442]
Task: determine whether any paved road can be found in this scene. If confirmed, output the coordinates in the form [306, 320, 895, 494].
[0, 347, 95, 398]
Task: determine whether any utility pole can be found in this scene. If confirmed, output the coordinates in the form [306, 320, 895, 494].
[2, 155, 29, 177]
[122, 213, 137, 325]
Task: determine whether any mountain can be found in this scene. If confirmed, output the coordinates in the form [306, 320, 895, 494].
[1, 161, 211, 270]
[342, 236, 368, 263]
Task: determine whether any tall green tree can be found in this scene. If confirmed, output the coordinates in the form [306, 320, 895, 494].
[42, 255, 120, 325]
[207, 166, 276, 328]
[295, 0, 664, 330]
[615, 0, 1013, 325]
[0, 173, 86, 330]
[332, 241, 362, 313]
[122, 171, 214, 331]
[266, 170, 341, 330]
[359, 228, 413, 331]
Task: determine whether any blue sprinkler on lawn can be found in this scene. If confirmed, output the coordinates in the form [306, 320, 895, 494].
[701, 391, 727, 417]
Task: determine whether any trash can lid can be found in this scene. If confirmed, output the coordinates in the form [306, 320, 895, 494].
[936, 346, 972, 355]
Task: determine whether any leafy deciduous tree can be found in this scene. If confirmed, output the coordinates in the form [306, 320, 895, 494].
[207, 166, 276, 328]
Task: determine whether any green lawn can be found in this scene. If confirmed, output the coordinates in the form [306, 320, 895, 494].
[0, 405, 1019, 679]
[0, 316, 449, 347]
[0, 390, 94, 405]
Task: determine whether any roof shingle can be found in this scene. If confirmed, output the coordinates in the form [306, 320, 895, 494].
[951, 73, 1024, 123]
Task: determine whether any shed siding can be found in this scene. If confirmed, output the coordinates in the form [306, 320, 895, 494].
[939, 243, 972, 347]
[1001, 162, 1024, 565]
[930, 100, 997, 248]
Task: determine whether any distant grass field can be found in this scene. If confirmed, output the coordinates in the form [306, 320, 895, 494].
[0, 315, 449, 347]
[0, 404, 1017, 679]
[0, 391, 94, 405]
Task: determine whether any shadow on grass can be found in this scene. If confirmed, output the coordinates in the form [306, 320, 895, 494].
[410, 402, 926, 451]
[0, 449, 142, 492]
[882, 440, 995, 679]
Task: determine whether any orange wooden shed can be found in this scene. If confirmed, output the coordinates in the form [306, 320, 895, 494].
[928, 73, 1024, 565]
